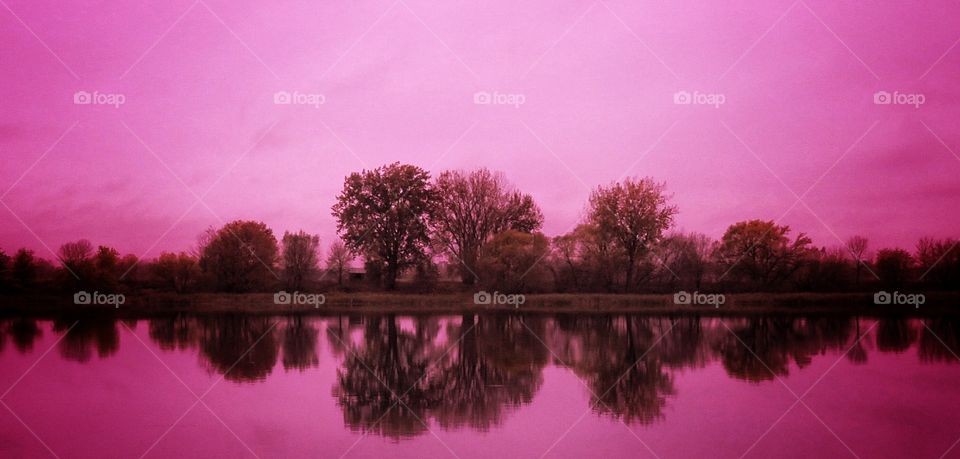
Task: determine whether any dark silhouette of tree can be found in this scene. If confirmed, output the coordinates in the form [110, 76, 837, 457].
[325, 240, 351, 287]
[847, 236, 869, 288]
[282, 316, 319, 371]
[0, 250, 9, 292]
[586, 178, 676, 292]
[846, 317, 870, 365]
[658, 232, 714, 291]
[875, 248, 913, 289]
[332, 163, 438, 289]
[280, 230, 320, 291]
[477, 230, 550, 292]
[715, 220, 812, 290]
[916, 238, 960, 289]
[58, 239, 95, 288]
[198, 221, 279, 292]
[431, 169, 543, 284]
[151, 252, 200, 293]
[11, 248, 38, 291]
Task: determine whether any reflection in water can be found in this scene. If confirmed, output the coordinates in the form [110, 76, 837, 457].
[1, 313, 958, 438]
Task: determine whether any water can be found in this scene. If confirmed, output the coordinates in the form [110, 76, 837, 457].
[1, 314, 959, 458]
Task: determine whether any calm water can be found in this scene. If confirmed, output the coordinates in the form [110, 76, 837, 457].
[1, 314, 959, 458]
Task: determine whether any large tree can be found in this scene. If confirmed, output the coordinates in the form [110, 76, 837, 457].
[331, 163, 438, 289]
[586, 177, 676, 291]
[198, 220, 279, 292]
[431, 168, 543, 284]
[715, 220, 812, 290]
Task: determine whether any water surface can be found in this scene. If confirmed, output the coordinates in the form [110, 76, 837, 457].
[1, 314, 959, 458]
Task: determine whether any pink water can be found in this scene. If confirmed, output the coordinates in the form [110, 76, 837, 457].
[1, 315, 958, 458]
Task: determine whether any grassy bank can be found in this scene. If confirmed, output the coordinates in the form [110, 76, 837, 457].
[1, 292, 958, 317]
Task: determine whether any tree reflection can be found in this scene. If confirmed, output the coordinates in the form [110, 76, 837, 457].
[54, 317, 119, 362]
[8, 318, 42, 353]
[919, 318, 960, 363]
[197, 315, 278, 382]
[876, 319, 917, 353]
[282, 316, 319, 371]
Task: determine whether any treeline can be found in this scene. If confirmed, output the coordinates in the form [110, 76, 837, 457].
[1, 163, 958, 294]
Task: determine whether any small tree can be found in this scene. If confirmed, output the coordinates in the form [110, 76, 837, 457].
[586, 177, 676, 291]
[875, 248, 913, 289]
[198, 220, 279, 292]
[151, 252, 200, 293]
[11, 249, 38, 291]
[281, 230, 320, 291]
[715, 220, 812, 291]
[477, 230, 550, 292]
[325, 241, 351, 287]
[847, 236, 869, 288]
[431, 168, 543, 284]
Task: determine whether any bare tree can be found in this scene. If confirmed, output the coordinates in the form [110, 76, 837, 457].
[847, 235, 869, 287]
[431, 168, 543, 285]
[281, 230, 320, 291]
[325, 241, 351, 287]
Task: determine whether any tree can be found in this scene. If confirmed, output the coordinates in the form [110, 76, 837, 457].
[94, 245, 121, 289]
[847, 236, 869, 287]
[151, 252, 200, 293]
[586, 177, 676, 291]
[875, 248, 913, 289]
[477, 230, 551, 292]
[325, 241, 351, 287]
[11, 249, 38, 291]
[715, 220, 812, 290]
[431, 169, 543, 284]
[332, 163, 438, 289]
[0, 250, 9, 291]
[198, 220, 279, 292]
[658, 232, 714, 290]
[280, 230, 320, 291]
[916, 238, 960, 289]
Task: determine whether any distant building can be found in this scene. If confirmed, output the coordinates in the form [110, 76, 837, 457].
[348, 267, 365, 281]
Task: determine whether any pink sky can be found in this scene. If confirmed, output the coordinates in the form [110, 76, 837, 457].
[1, 0, 959, 260]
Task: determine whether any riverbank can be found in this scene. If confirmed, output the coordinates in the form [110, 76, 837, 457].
[1, 292, 958, 317]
